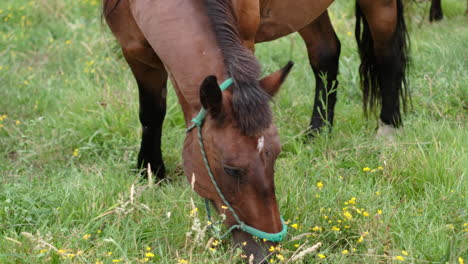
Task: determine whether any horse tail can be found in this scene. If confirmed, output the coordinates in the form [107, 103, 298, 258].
[355, 0, 410, 125]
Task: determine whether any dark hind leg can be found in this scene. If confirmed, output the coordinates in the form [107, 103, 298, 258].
[429, 0, 443, 22]
[356, 0, 409, 138]
[123, 47, 168, 180]
[299, 11, 341, 136]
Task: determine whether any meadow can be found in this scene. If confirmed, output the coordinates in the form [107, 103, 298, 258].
[0, 0, 466, 263]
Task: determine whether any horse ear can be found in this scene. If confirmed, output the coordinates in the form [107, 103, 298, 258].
[259, 61, 294, 96]
[200, 75, 223, 118]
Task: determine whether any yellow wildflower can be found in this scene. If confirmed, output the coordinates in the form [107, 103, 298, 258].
[83, 234, 91, 240]
[317, 254, 326, 259]
[311, 226, 320, 231]
[276, 254, 285, 261]
[395, 256, 405, 261]
[378, 166, 384, 170]
[189, 207, 198, 216]
[145, 252, 155, 258]
[291, 223, 298, 230]
[39, 249, 48, 254]
[377, 209, 383, 215]
[375, 191, 381, 195]
[342, 249, 349, 254]
[58, 249, 66, 254]
[402, 250, 409, 256]
[362, 167, 371, 172]
[331, 226, 340, 231]
[209, 247, 216, 252]
[112, 259, 122, 263]
[106, 251, 113, 256]
[459, 257, 464, 264]
[363, 211, 370, 217]
[269, 246, 275, 252]
[316, 181, 324, 190]
[343, 211, 353, 220]
[294, 244, 299, 248]
[15, 120, 21, 125]
[178, 259, 189, 264]
[357, 236, 364, 243]
[145, 246, 151, 251]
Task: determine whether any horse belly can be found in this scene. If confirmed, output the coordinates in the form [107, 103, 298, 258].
[255, 0, 333, 42]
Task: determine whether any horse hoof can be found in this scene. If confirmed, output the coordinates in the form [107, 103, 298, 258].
[376, 119, 397, 141]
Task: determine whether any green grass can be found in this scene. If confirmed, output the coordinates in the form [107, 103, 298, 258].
[0, 0, 466, 263]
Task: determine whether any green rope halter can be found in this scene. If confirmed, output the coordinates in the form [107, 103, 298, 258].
[186, 78, 288, 242]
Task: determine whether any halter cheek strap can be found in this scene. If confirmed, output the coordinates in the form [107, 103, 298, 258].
[186, 78, 288, 242]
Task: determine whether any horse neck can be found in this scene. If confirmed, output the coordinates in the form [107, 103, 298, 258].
[128, 0, 229, 125]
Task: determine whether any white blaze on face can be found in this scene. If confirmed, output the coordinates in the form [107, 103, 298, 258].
[257, 136, 265, 153]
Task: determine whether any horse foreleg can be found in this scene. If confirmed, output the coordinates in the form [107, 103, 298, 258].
[123, 46, 168, 180]
[356, 0, 409, 138]
[429, 0, 443, 22]
[105, 0, 168, 180]
[298, 11, 341, 136]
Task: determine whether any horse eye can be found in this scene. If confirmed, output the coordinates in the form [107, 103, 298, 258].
[223, 165, 244, 178]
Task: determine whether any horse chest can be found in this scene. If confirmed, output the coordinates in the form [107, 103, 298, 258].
[255, 0, 334, 42]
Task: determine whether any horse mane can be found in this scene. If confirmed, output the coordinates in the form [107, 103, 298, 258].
[204, 0, 272, 136]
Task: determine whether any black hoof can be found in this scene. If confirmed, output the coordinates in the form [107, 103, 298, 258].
[429, 10, 443, 22]
[137, 159, 166, 181]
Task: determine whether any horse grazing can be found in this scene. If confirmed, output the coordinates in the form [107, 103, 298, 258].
[103, 0, 291, 262]
[103, 0, 409, 262]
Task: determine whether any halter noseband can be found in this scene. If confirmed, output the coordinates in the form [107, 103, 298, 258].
[186, 78, 287, 242]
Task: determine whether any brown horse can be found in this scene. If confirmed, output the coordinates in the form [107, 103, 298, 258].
[103, 0, 409, 262]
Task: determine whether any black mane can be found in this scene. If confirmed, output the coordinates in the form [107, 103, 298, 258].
[204, 0, 272, 136]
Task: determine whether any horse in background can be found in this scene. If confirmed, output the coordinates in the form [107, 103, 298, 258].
[294, 4, 409, 138]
